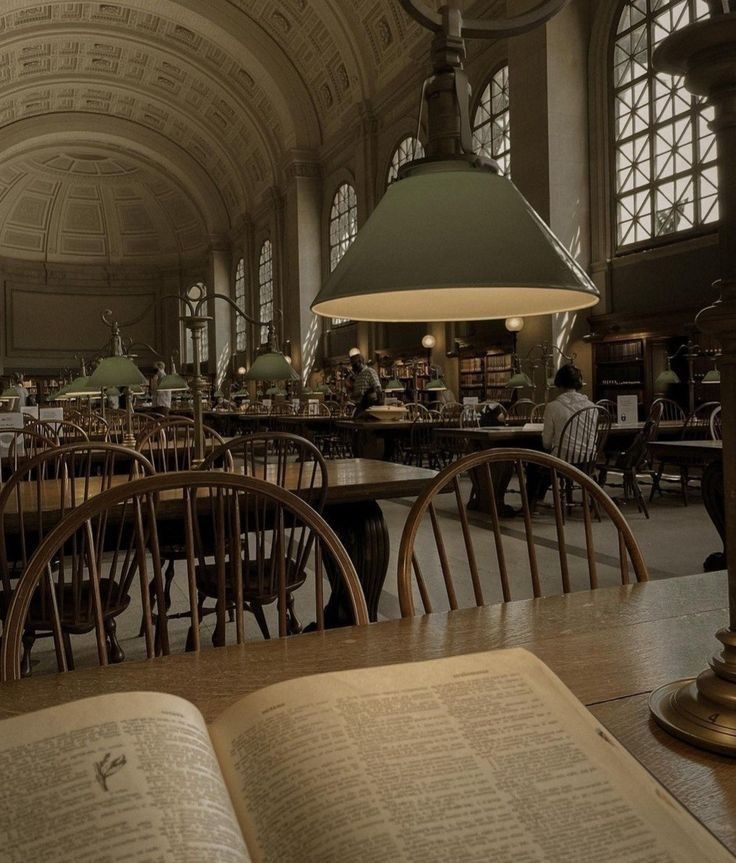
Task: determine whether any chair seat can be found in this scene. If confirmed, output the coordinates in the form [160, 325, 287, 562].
[196, 556, 308, 605]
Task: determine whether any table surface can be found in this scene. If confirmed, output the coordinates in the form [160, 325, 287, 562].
[1, 458, 438, 519]
[438, 420, 685, 437]
[649, 439, 723, 453]
[0, 571, 733, 851]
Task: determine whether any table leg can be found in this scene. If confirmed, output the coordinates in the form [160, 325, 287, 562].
[702, 460, 726, 572]
[322, 500, 390, 625]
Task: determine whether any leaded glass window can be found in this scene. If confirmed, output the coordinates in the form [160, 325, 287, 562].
[235, 258, 246, 352]
[613, 0, 716, 248]
[472, 65, 511, 177]
[387, 136, 425, 185]
[329, 183, 358, 326]
[258, 241, 273, 345]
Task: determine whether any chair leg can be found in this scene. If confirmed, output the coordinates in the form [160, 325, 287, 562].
[164, 558, 175, 610]
[632, 474, 649, 519]
[286, 592, 301, 635]
[62, 631, 75, 671]
[105, 617, 125, 664]
[650, 464, 663, 502]
[681, 466, 689, 507]
[251, 602, 271, 639]
[20, 629, 35, 677]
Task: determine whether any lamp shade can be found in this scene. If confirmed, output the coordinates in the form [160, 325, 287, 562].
[89, 356, 147, 388]
[157, 373, 189, 392]
[65, 375, 100, 397]
[384, 378, 405, 392]
[311, 162, 600, 322]
[655, 369, 681, 388]
[426, 377, 447, 392]
[702, 368, 721, 384]
[245, 351, 300, 382]
[508, 371, 533, 389]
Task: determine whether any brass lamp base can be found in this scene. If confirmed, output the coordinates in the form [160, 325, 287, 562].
[650, 629, 736, 757]
[122, 433, 137, 449]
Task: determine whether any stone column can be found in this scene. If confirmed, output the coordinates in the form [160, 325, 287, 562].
[282, 152, 323, 383]
[208, 239, 231, 386]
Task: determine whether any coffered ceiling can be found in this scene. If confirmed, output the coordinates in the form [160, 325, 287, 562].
[0, 1, 499, 264]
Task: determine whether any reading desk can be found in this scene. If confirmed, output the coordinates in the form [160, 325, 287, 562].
[0, 571, 733, 852]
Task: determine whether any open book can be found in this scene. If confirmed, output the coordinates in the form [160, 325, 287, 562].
[0, 649, 732, 862]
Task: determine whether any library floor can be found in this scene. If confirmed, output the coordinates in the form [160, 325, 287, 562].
[23, 473, 723, 676]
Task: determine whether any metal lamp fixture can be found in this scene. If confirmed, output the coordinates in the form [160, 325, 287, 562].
[310, 0, 597, 322]
[647, 2, 736, 756]
[654, 337, 719, 412]
[384, 378, 406, 393]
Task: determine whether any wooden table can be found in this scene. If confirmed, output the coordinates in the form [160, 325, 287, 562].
[2, 459, 438, 624]
[1, 571, 732, 852]
[336, 418, 444, 460]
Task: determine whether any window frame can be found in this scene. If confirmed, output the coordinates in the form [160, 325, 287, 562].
[471, 63, 511, 178]
[386, 135, 425, 187]
[328, 182, 358, 328]
[257, 241, 274, 346]
[609, 0, 717, 255]
[234, 257, 246, 353]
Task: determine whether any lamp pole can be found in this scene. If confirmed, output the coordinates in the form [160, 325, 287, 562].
[649, 2, 736, 755]
[164, 284, 283, 465]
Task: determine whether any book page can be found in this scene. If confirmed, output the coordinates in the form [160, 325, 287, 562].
[210, 649, 733, 863]
[0, 691, 250, 863]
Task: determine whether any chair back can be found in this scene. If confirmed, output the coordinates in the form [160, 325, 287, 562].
[596, 399, 617, 415]
[136, 418, 228, 471]
[507, 399, 536, 420]
[530, 403, 546, 422]
[270, 402, 295, 416]
[405, 402, 431, 421]
[244, 401, 270, 415]
[711, 405, 722, 441]
[459, 405, 480, 429]
[77, 412, 110, 440]
[0, 443, 154, 603]
[439, 402, 463, 422]
[199, 432, 328, 513]
[555, 405, 611, 474]
[681, 401, 720, 441]
[397, 449, 648, 617]
[0, 471, 368, 680]
[34, 419, 89, 444]
[299, 401, 331, 417]
[650, 397, 686, 425]
[0, 430, 58, 481]
[342, 401, 356, 418]
[324, 400, 342, 417]
[616, 401, 663, 471]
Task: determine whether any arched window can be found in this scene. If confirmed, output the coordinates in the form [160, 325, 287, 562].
[387, 136, 425, 185]
[258, 241, 273, 345]
[329, 183, 358, 326]
[234, 258, 246, 352]
[613, 0, 716, 249]
[187, 282, 208, 362]
[472, 65, 511, 177]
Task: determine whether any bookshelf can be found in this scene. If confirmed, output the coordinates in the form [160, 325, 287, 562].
[459, 349, 512, 402]
[593, 338, 645, 413]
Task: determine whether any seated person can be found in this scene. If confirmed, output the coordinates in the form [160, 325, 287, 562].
[526, 364, 597, 507]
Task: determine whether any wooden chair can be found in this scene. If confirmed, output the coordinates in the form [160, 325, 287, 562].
[341, 401, 356, 418]
[459, 405, 480, 429]
[507, 398, 536, 420]
[299, 401, 331, 417]
[77, 412, 110, 441]
[439, 402, 463, 422]
[0, 472, 369, 680]
[711, 405, 722, 441]
[555, 405, 611, 477]
[650, 396, 686, 427]
[404, 418, 441, 469]
[135, 418, 228, 473]
[404, 402, 431, 421]
[397, 449, 649, 617]
[530, 403, 546, 422]
[599, 400, 663, 518]
[31, 418, 89, 444]
[0, 443, 154, 675]
[650, 401, 720, 505]
[199, 432, 329, 637]
[595, 398, 617, 415]
[270, 402, 295, 416]
[243, 401, 270, 415]
[1, 430, 59, 482]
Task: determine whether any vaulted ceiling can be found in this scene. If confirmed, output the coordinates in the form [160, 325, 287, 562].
[0, 1, 498, 264]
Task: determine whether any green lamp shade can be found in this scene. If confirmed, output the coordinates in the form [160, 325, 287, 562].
[266, 386, 286, 397]
[157, 373, 189, 392]
[245, 352, 300, 382]
[1, 386, 18, 399]
[655, 369, 681, 388]
[66, 375, 100, 397]
[311, 162, 600, 322]
[89, 356, 147, 388]
[508, 372, 533, 389]
[384, 378, 405, 392]
[702, 369, 721, 384]
[426, 377, 447, 392]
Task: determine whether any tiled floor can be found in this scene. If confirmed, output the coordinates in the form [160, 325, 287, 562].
[22, 470, 723, 676]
